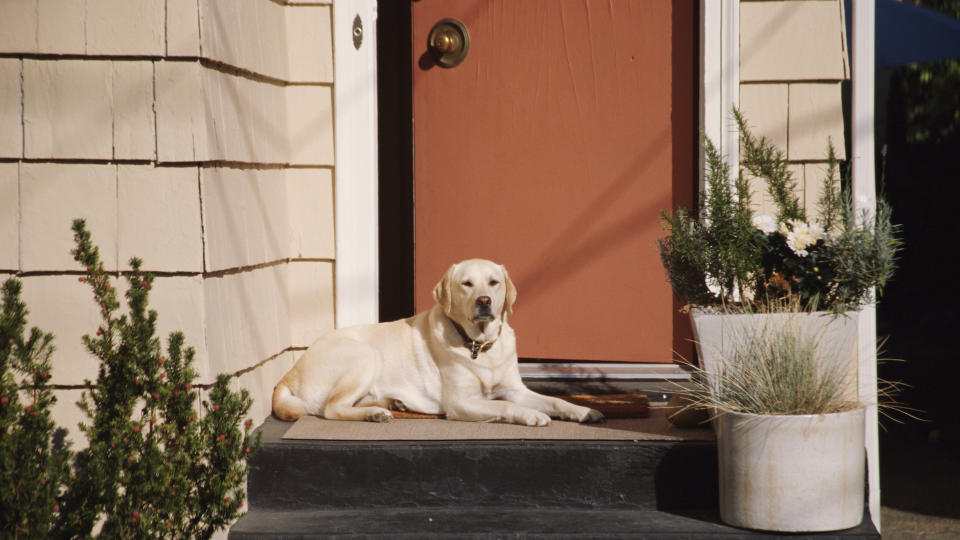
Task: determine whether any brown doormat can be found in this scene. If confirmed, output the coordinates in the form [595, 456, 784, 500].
[387, 394, 650, 420]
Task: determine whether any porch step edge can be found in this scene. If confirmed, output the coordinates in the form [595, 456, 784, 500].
[229, 506, 880, 539]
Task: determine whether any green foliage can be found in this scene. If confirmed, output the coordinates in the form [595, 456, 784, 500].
[1, 220, 261, 539]
[1, 279, 71, 539]
[897, 0, 960, 146]
[816, 143, 845, 237]
[658, 134, 763, 306]
[735, 109, 805, 223]
[898, 60, 960, 146]
[658, 110, 901, 312]
[658, 208, 717, 306]
[824, 197, 902, 310]
[53, 219, 262, 539]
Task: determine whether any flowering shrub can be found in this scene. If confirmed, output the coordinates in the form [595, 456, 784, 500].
[658, 110, 901, 312]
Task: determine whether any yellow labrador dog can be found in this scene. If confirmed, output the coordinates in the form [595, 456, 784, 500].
[272, 259, 603, 426]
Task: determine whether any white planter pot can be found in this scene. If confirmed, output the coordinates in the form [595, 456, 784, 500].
[717, 409, 866, 532]
[689, 309, 860, 404]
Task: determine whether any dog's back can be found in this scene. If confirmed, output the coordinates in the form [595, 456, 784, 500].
[271, 312, 441, 422]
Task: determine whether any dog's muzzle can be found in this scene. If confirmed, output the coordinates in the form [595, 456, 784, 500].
[473, 296, 494, 321]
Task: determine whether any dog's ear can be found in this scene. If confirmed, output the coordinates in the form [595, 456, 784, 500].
[432, 263, 458, 314]
[501, 265, 517, 316]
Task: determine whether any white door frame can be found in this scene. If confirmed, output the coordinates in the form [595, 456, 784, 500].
[333, 0, 380, 329]
[851, 1, 880, 531]
[333, 1, 742, 364]
[700, 0, 740, 187]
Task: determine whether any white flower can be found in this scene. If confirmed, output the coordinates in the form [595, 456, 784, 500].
[784, 221, 825, 257]
[752, 215, 778, 234]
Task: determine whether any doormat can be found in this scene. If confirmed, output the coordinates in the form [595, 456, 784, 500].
[379, 393, 651, 420]
[281, 398, 714, 442]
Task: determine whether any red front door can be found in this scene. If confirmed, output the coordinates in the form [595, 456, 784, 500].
[411, 0, 696, 363]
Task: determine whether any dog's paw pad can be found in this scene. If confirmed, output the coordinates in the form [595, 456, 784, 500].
[368, 409, 393, 423]
[390, 399, 408, 412]
[581, 408, 605, 423]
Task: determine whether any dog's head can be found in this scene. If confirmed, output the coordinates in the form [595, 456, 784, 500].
[433, 259, 517, 326]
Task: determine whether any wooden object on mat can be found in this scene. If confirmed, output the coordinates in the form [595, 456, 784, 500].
[391, 394, 650, 420]
[561, 394, 650, 419]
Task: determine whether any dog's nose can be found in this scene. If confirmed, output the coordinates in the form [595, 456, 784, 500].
[476, 296, 492, 307]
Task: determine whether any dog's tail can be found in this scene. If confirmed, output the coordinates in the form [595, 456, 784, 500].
[272, 380, 305, 421]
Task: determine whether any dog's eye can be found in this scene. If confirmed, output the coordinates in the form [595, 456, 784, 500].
[462, 281, 473, 288]
[489, 280, 500, 286]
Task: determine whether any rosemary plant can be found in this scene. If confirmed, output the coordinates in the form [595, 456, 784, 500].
[658, 109, 902, 312]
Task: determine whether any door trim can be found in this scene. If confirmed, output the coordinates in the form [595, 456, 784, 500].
[519, 363, 692, 381]
[334, 0, 380, 328]
[700, 0, 740, 192]
[850, 1, 879, 529]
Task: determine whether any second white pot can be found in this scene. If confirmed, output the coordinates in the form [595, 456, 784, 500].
[717, 408, 866, 532]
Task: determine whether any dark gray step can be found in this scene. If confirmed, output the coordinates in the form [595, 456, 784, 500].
[248, 417, 717, 511]
[228, 506, 879, 539]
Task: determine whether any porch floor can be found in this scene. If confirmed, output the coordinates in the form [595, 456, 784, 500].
[279, 405, 714, 442]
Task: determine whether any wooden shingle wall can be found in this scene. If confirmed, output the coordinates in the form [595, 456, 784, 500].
[0, 0, 336, 453]
[739, 0, 850, 219]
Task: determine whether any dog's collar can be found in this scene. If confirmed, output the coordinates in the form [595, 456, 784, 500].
[447, 317, 501, 359]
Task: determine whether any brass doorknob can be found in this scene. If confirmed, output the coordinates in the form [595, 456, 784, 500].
[427, 18, 470, 68]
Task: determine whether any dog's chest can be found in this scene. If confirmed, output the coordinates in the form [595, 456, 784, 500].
[466, 352, 510, 397]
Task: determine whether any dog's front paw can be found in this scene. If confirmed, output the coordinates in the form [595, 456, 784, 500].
[366, 408, 393, 423]
[519, 410, 551, 427]
[579, 407, 604, 423]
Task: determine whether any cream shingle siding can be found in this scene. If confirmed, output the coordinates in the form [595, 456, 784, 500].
[0, 60, 21, 156]
[19, 163, 119, 271]
[788, 82, 846, 161]
[154, 62, 334, 164]
[18, 274, 110, 385]
[739, 83, 789, 154]
[23, 60, 115, 160]
[118, 165, 204, 272]
[740, 0, 849, 219]
[0, 1, 337, 456]
[740, 0, 847, 82]
[112, 62, 158, 160]
[198, 1, 333, 83]
[0, 164, 17, 270]
[167, 0, 203, 57]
